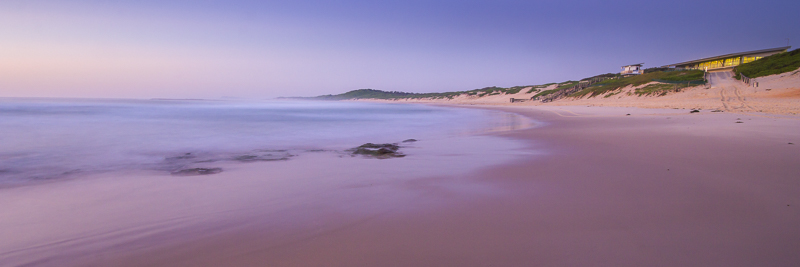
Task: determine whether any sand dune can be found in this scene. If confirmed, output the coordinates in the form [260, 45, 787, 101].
[367, 68, 800, 115]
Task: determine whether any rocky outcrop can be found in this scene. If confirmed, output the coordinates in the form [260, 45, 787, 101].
[349, 143, 405, 159]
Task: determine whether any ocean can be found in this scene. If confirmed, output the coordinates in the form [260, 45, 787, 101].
[0, 98, 531, 186]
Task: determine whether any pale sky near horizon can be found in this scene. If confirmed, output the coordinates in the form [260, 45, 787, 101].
[2, 0, 799, 99]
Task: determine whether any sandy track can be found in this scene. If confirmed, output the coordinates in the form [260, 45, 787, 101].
[720, 87, 731, 110]
[709, 71, 757, 112]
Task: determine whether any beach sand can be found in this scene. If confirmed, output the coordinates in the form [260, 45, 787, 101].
[5, 105, 798, 266]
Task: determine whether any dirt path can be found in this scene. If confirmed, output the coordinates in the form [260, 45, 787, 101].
[708, 71, 755, 112]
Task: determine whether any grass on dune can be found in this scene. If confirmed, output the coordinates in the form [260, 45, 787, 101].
[526, 83, 555, 94]
[571, 70, 704, 98]
[533, 81, 579, 98]
[633, 83, 693, 96]
[735, 48, 800, 79]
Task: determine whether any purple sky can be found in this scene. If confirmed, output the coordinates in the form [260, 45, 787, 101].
[2, 0, 798, 99]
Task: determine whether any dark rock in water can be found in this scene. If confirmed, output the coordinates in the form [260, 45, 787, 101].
[789, 143, 794, 145]
[358, 143, 399, 150]
[233, 151, 293, 162]
[711, 110, 724, 112]
[402, 139, 418, 143]
[234, 155, 290, 162]
[690, 109, 700, 113]
[165, 153, 196, 162]
[375, 148, 395, 154]
[735, 121, 744, 123]
[234, 155, 260, 162]
[626, 114, 630, 116]
[164, 153, 205, 166]
[171, 168, 222, 176]
[61, 169, 82, 176]
[349, 143, 405, 159]
[172, 153, 195, 159]
[257, 149, 288, 153]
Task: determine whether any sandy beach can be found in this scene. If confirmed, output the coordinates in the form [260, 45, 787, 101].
[4, 104, 798, 266]
[4, 1, 799, 266]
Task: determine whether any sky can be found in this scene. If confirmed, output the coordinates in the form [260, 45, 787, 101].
[1, 0, 799, 99]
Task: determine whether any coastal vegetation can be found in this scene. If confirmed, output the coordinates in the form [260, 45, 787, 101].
[735, 48, 800, 79]
[555, 81, 580, 90]
[533, 88, 562, 98]
[634, 83, 683, 96]
[307, 69, 706, 101]
[305, 50, 799, 102]
[526, 83, 554, 93]
[571, 69, 705, 97]
[309, 85, 543, 100]
[533, 81, 578, 98]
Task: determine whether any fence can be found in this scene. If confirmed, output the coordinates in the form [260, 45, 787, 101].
[739, 72, 758, 87]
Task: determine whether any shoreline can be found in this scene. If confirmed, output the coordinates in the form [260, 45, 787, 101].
[4, 104, 800, 266]
[0, 103, 533, 266]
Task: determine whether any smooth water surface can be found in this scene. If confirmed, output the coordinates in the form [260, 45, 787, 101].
[0, 98, 530, 185]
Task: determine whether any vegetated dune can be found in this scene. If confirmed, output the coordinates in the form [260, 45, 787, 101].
[377, 84, 557, 105]
[362, 68, 800, 115]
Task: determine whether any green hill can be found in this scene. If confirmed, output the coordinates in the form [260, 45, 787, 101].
[735, 48, 800, 79]
[306, 85, 542, 100]
[312, 89, 417, 100]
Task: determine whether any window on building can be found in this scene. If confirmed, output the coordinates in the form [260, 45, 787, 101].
[724, 57, 740, 67]
[742, 56, 763, 64]
[701, 60, 724, 69]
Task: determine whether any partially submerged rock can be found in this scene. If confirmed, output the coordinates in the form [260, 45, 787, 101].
[233, 150, 293, 162]
[349, 143, 405, 159]
[167, 153, 195, 160]
[171, 168, 222, 176]
[690, 109, 700, 113]
[402, 139, 418, 143]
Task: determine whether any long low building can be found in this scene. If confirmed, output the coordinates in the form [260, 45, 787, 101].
[664, 46, 790, 71]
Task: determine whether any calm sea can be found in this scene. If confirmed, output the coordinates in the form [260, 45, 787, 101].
[0, 98, 529, 185]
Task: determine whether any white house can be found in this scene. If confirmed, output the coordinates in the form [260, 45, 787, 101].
[621, 63, 643, 76]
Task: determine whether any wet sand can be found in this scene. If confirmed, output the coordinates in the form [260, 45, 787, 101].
[5, 105, 800, 266]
